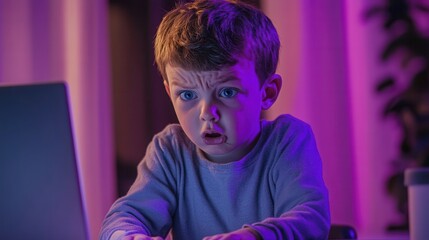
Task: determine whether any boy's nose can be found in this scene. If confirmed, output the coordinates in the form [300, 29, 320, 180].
[200, 102, 219, 122]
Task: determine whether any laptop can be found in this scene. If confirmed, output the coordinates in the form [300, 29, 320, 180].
[0, 82, 89, 240]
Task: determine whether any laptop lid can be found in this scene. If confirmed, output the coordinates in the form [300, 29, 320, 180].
[0, 82, 89, 240]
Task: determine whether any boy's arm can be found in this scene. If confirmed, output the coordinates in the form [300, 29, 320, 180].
[246, 123, 331, 239]
[202, 227, 262, 240]
[99, 137, 177, 240]
[109, 231, 163, 240]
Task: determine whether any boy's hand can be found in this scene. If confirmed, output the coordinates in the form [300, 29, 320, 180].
[121, 234, 163, 240]
[202, 228, 260, 240]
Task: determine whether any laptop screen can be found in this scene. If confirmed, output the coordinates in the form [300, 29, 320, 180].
[0, 83, 89, 240]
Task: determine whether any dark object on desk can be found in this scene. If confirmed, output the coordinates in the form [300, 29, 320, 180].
[328, 224, 358, 239]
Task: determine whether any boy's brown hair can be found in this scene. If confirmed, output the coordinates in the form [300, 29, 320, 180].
[154, 0, 280, 85]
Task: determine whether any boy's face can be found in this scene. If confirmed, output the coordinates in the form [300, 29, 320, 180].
[164, 58, 280, 163]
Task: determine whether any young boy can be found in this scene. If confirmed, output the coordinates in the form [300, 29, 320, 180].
[100, 0, 330, 239]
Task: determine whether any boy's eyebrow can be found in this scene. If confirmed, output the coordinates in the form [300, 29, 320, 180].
[169, 76, 241, 88]
[209, 76, 242, 88]
[169, 79, 197, 89]
[217, 76, 240, 84]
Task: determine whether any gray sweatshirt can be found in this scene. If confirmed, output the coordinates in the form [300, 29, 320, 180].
[100, 114, 330, 239]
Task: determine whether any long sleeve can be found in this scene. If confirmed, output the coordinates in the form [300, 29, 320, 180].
[246, 116, 330, 239]
[99, 131, 178, 240]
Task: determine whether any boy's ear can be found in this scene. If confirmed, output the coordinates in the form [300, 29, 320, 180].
[163, 80, 171, 97]
[261, 74, 282, 110]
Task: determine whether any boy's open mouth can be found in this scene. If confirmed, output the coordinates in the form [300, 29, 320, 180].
[202, 132, 226, 145]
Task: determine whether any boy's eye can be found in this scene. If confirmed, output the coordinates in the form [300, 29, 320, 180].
[219, 87, 238, 98]
[179, 90, 197, 101]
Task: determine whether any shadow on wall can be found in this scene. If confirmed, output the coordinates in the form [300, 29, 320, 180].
[109, 0, 177, 196]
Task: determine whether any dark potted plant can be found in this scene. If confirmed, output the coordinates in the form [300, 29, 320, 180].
[365, 0, 429, 231]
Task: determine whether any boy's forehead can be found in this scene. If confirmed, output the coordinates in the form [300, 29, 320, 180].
[165, 58, 255, 85]
[166, 64, 230, 87]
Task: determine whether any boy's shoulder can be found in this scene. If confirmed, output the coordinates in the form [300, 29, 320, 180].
[265, 114, 312, 134]
[152, 123, 192, 147]
[261, 114, 315, 146]
[155, 123, 186, 139]
[160, 123, 183, 134]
